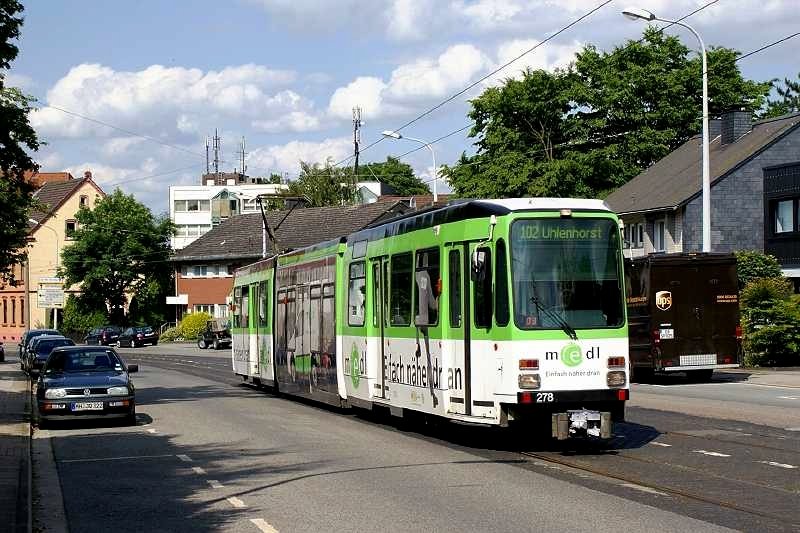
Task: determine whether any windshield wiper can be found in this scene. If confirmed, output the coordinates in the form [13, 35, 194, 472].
[530, 294, 578, 341]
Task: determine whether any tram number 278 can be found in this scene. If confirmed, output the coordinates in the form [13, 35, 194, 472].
[536, 393, 554, 403]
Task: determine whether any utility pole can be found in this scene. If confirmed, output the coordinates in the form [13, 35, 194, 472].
[352, 107, 362, 178]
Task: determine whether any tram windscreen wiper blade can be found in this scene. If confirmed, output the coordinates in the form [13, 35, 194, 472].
[530, 295, 578, 341]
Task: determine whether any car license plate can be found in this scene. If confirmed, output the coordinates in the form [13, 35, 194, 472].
[659, 328, 674, 340]
[71, 402, 103, 411]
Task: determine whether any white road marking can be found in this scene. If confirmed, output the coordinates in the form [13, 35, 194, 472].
[191, 466, 206, 475]
[620, 483, 668, 496]
[693, 450, 731, 457]
[649, 442, 672, 447]
[207, 480, 224, 489]
[176, 454, 193, 462]
[786, 427, 800, 432]
[777, 396, 799, 400]
[758, 461, 797, 469]
[250, 518, 280, 533]
[227, 496, 247, 508]
[60, 454, 175, 463]
[146, 428, 157, 433]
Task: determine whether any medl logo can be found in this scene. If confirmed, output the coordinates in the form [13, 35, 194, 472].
[545, 344, 602, 367]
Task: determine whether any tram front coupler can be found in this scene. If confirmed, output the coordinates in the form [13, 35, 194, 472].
[552, 410, 612, 440]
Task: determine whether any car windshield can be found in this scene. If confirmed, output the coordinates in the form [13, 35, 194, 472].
[36, 339, 74, 355]
[46, 350, 123, 373]
[511, 218, 624, 330]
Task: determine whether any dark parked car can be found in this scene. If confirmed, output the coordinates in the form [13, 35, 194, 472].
[26, 335, 75, 374]
[197, 319, 231, 350]
[84, 326, 123, 346]
[19, 329, 60, 369]
[0, 341, 4, 362]
[36, 346, 138, 427]
[117, 326, 159, 348]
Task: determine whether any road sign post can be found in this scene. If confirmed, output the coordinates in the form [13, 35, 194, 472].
[38, 277, 65, 329]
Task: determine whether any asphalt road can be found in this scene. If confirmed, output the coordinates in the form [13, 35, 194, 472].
[32, 345, 800, 533]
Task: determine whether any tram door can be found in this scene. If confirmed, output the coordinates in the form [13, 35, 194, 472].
[444, 244, 471, 415]
[370, 258, 389, 399]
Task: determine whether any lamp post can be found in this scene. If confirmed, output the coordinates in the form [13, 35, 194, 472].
[622, 7, 711, 252]
[381, 130, 438, 204]
[28, 218, 60, 329]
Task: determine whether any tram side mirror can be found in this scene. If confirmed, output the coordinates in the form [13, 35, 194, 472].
[471, 250, 487, 282]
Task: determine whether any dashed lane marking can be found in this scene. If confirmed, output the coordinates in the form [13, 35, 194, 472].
[777, 396, 800, 400]
[192, 466, 206, 475]
[177, 454, 193, 462]
[693, 450, 731, 457]
[250, 518, 280, 533]
[786, 427, 800, 432]
[146, 428, 157, 433]
[207, 480, 224, 489]
[649, 442, 672, 447]
[60, 454, 175, 463]
[758, 461, 797, 469]
[620, 483, 669, 496]
[227, 497, 247, 509]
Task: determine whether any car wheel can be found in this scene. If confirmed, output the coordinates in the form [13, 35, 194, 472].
[213, 339, 220, 350]
[125, 407, 137, 426]
[197, 339, 207, 349]
[38, 417, 49, 430]
[152, 340, 158, 346]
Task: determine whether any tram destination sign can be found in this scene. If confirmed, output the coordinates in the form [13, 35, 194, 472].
[38, 278, 65, 309]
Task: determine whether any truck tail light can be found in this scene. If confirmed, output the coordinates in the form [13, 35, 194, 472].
[607, 357, 626, 368]
[722, 355, 733, 364]
[651, 329, 660, 345]
[617, 389, 629, 401]
[519, 359, 539, 370]
[735, 324, 742, 340]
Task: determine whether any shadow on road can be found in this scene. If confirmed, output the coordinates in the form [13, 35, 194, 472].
[632, 371, 751, 385]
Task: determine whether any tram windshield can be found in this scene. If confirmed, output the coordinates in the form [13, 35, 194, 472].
[511, 217, 623, 331]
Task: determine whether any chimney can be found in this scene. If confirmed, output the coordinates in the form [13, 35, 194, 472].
[708, 119, 722, 140]
[721, 108, 752, 145]
[83, 170, 92, 179]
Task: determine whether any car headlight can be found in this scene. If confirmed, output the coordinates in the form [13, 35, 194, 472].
[107, 386, 130, 396]
[44, 388, 67, 399]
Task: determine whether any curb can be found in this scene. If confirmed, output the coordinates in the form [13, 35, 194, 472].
[27, 379, 32, 533]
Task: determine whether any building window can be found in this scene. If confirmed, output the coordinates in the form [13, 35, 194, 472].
[79, 195, 88, 207]
[194, 304, 213, 314]
[636, 223, 644, 247]
[11, 299, 15, 325]
[654, 220, 666, 251]
[20, 298, 24, 325]
[65, 220, 77, 238]
[2, 298, 6, 324]
[241, 198, 259, 212]
[775, 200, 794, 233]
[193, 265, 208, 277]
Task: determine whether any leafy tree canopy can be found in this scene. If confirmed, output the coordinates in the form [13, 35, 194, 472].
[360, 157, 429, 195]
[761, 72, 800, 119]
[59, 189, 174, 324]
[0, 0, 39, 284]
[288, 161, 356, 207]
[442, 28, 770, 200]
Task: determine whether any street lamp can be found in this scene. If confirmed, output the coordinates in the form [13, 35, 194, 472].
[622, 7, 711, 252]
[381, 130, 439, 204]
[29, 218, 60, 329]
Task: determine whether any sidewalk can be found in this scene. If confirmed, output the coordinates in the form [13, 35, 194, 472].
[718, 367, 800, 388]
[0, 359, 31, 533]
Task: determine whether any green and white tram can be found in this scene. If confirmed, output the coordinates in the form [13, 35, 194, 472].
[232, 199, 629, 439]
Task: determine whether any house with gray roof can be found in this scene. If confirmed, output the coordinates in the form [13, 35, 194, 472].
[168, 199, 410, 319]
[605, 110, 800, 277]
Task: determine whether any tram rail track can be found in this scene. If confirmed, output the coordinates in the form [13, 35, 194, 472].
[520, 449, 799, 530]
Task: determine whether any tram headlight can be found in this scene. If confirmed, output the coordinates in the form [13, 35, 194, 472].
[607, 371, 627, 387]
[518, 373, 541, 389]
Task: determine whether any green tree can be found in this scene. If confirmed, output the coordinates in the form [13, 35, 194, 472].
[59, 189, 175, 324]
[361, 157, 429, 195]
[288, 161, 356, 207]
[761, 72, 800, 118]
[443, 28, 770, 199]
[0, 0, 39, 284]
[734, 250, 783, 289]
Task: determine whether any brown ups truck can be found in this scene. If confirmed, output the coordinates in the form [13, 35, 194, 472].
[625, 253, 742, 381]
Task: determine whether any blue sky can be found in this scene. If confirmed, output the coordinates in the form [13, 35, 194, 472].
[7, 0, 800, 213]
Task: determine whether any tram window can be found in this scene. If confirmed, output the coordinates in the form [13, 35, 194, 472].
[414, 248, 440, 326]
[495, 239, 509, 327]
[241, 287, 250, 329]
[258, 281, 269, 328]
[390, 253, 413, 326]
[474, 247, 492, 328]
[276, 290, 287, 351]
[449, 250, 462, 327]
[232, 287, 242, 328]
[322, 283, 335, 356]
[348, 262, 366, 326]
[310, 285, 321, 353]
[286, 288, 296, 352]
[372, 263, 380, 328]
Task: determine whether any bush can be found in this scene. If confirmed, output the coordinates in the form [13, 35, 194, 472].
[61, 295, 107, 339]
[743, 299, 800, 366]
[159, 326, 182, 342]
[740, 277, 794, 309]
[179, 312, 211, 340]
[734, 250, 782, 289]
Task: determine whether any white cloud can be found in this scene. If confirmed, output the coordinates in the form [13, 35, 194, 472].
[385, 0, 434, 40]
[248, 137, 352, 175]
[30, 63, 307, 139]
[328, 77, 390, 121]
[102, 137, 146, 157]
[489, 39, 582, 84]
[450, 0, 524, 30]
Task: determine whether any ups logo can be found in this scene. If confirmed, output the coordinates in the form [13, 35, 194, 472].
[656, 291, 672, 311]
